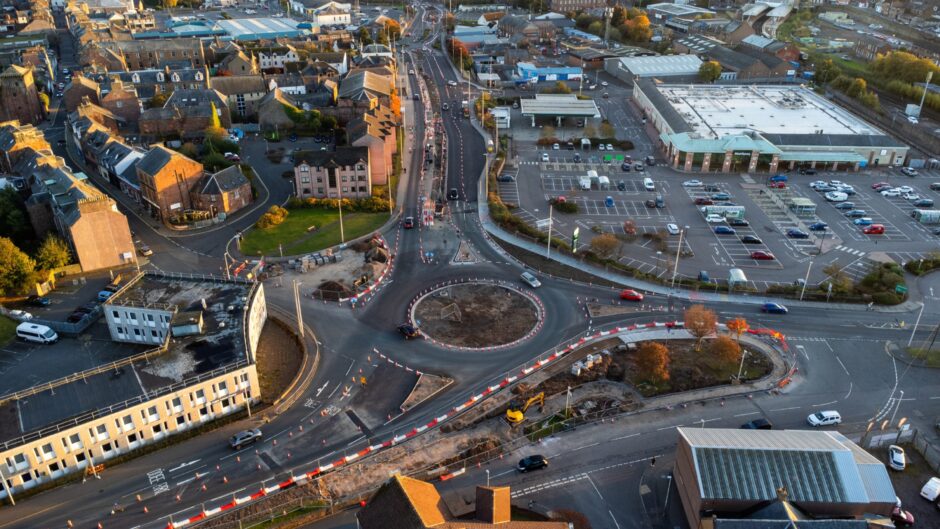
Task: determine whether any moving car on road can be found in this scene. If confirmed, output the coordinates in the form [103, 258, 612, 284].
[517, 455, 548, 472]
[740, 418, 773, 429]
[520, 272, 541, 288]
[761, 303, 788, 314]
[229, 429, 262, 449]
[807, 410, 841, 427]
[619, 289, 644, 301]
[398, 324, 420, 339]
[403, 217, 415, 229]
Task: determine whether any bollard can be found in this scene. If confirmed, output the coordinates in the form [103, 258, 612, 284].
[257, 463, 262, 471]
[223, 476, 229, 484]
[236, 456, 241, 463]
[67, 521, 73, 528]
[135, 494, 142, 503]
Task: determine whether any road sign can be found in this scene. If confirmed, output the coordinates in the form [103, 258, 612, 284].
[895, 284, 908, 294]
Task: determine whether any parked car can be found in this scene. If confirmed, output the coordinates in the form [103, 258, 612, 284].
[863, 224, 885, 234]
[619, 289, 644, 301]
[882, 188, 903, 197]
[598, 144, 605, 151]
[768, 181, 786, 189]
[711, 192, 732, 201]
[9, 310, 32, 320]
[229, 428, 262, 449]
[606, 196, 616, 207]
[806, 410, 841, 426]
[517, 455, 548, 472]
[750, 251, 775, 260]
[930, 183, 940, 191]
[666, 223, 680, 235]
[398, 324, 420, 339]
[616, 180, 626, 191]
[901, 167, 918, 176]
[694, 197, 714, 206]
[913, 199, 934, 208]
[705, 214, 726, 223]
[825, 192, 848, 202]
[66, 312, 85, 323]
[682, 179, 703, 187]
[552, 143, 559, 150]
[888, 445, 906, 471]
[26, 295, 50, 307]
[740, 418, 773, 429]
[714, 226, 736, 235]
[853, 217, 874, 226]
[814, 184, 837, 192]
[891, 507, 914, 527]
[834, 202, 855, 210]
[740, 235, 762, 244]
[645, 199, 657, 208]
[761, 303, 788, 314]
[799, 168, 817, 175]
[520, 272, 541, 288]
[871, 181, 891, 189]
[541, 153, 549, 162]
[903, 192, 920, 201]
[845, 209, 867, 217]
[808, 222, 828, 231]
[703, 184, 721, 192]
[727, 218, 749, 226]
[621, 163, 632, 171]
[897, 186, 914, 193]
[809, 180, 828, 189]
[786, 228, 809, 239]
[920, 477, 940, 501]
[138, 244, 153, 257]
[606, 144, 613, 151]
[403, 217, 415, 229]
[97, 290, 113, 302]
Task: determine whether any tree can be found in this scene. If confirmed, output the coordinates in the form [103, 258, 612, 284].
[38, 92, 50, 112]
[147, 90, 171, 109]
[611, 5, 627, 27]
[814, 58, 840, 84]
[698, 61, 722, 83]
[358, 27, 373, 46]
[726, 317, 749, 342]
[846, 77, 868, 98]
[636, 341, 670, 384]
[0, 187, 35, 250]
[710, 335, 741, 364]
[389, 90, 401, 118]
[589, 233, 619, 258]
[540, 125, 556, 139]
[383, 19, 402, 41]
[683, 305, 717, 351]
[0, 237, 37, 296]
[599, 122, 615, 139]
[623, 15, 652, 42]
[548, 81, 571, 94]
[587, 20, 603, 36]
[34, 235, 71, 270]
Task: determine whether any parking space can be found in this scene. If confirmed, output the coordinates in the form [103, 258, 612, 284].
[540, 176, 649, 194]
[572, 198, 671, 217]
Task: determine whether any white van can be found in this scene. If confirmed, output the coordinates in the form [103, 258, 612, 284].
[16, 322, 58, 344]
[643, 177, 655, 191]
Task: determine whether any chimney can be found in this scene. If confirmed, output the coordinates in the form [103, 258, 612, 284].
[475, 486, 510, 524]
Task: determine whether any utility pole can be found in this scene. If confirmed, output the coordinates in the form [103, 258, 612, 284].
[292, 280, 304, 338]
[908, 303, 926, 347]
[546, 203, 553, 258]
[671, 228, 684, 289]
[0, 467, 14, 505]
[918, 71, 933, 117]
[799, 260, 813, 301]
[736, 349, 749, 381]
[337, 178, 345, 243]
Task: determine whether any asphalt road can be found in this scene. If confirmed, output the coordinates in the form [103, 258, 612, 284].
[9, 4, 940, 529]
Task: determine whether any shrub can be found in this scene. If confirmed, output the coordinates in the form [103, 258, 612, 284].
[872, 291, 903, 305]
[255, 205, 289, 229]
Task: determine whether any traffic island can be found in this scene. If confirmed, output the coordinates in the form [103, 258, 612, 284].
[410, 281, 545, 350]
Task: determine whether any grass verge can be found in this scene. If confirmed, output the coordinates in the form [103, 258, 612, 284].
[908, 347, 940, 367]
[240, 209, 388, 256]
[0, 316, 16, 346]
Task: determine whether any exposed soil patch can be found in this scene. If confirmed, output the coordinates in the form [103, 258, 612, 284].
[401, 373, 453, 413]
[413, 283, 540, 348]
[586, 303, 643, 318]
[254, 319, 304, 404]
[493, 238, 620, 288]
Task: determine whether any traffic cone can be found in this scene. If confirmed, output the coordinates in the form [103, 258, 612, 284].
[98, 524, 103, 529]
[143, 506, 149, 514]
[223, 476, 228, 484]
[201, 483, 207, 491]
[136, 494, 142, 503]
[236, 456, 241, 463]
[67, 521, 73, 528]
[176, 494, 181, 502]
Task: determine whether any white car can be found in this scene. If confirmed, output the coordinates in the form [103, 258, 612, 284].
[881, 188, 901, 197]
[520, 271, 541, 288]
[829, 180, 845, 187]
[598, 144, 605, 151]
[921, 477, 940, 501]
[666, 223, 680, 235]
[901, 167, 918, 176]
[447, 80, 457, 87]
[902, 192, 920, 201]
[552, 143, 559, 150]
[809, 180, 828, 188]
[897, 186, 914, 193]
[9, 310, 32, 321]
[807, 410, 841, 427]
[705, 214, 725, 223]
[541, 153, 549, 162]
[683, 179, 704, 187]
[907, 115, 919, 125]
[601, 81, 608, 87]
[606, 144, 613, 151]
[824, 191, 848, 202]
[888, 445, 906, 471]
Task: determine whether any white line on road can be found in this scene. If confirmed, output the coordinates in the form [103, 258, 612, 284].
[823, 340, 833, 352]
[835, 355, 850, 376]
[346, 435, 365, 447]
[328, 382, 342, 398]
[168, 460, 202, 474]
[612, 433, 639, 441]
[733, 412, 760, 417]
[609, 510, 622, 529]
[812, 400, 838, 407]
[221, 447, 252, 461]
[345, 359, 355, 376]
[656, 425, 677, 431]
[587, 475, 606, 501]
[844, 382, 853, 400]
[571, 442, 600, 452]
[769, 406, 801, 412]
[492, 469, 515, 478]
[315, 381, 329, 397]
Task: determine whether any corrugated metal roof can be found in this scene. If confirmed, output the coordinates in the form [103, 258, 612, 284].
[617, 55, 702, 77]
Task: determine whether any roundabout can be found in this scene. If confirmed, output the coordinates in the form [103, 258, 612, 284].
[410, 280, 545, 350]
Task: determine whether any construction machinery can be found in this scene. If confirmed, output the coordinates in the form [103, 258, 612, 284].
[505, 392, 544, 425]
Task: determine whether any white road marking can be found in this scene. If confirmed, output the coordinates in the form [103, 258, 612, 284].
[844, 382, 853, 400]
[609, 510, 622, 529]
[571, 442, 600, 452]
[168, 460, 201, 474]
[733, 412, 760, 417]
[315, 382, 329, 397]
[612, 433, 639, 441]
[835, 356, 850, 376]
[769, 406, 801, 412]
[812, 400, 838, 407]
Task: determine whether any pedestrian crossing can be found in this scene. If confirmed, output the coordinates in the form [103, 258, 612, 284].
[834, 245, 866, 257]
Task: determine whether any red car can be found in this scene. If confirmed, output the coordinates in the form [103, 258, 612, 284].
[862, 224, 885, 234]
[750, 251, 775, 260]
[694, 197, 714, 205]
[768, 182, 786, 189]
[871, 181, 891, 189]
[620, 289, 644, 301]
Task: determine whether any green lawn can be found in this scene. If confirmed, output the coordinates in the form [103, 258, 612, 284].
[0, 316, 15, 345]
[239, 208, 389, 256]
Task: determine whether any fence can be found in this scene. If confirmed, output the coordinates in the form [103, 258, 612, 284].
[911, 429, 940, 473]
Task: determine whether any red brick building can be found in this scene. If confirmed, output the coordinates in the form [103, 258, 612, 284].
[135, 146, 205, 222]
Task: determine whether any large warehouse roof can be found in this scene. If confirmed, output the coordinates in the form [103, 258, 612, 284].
[519, 94, 600, 118]
[614, 55, 702, 77]
[217, 17, 308, 40]
[678, 428, 897, 505]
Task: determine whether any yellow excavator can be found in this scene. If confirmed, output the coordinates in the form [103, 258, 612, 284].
[505, 392, 545, 425]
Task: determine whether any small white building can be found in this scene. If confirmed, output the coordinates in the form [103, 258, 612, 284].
[491, 106, 511, 128]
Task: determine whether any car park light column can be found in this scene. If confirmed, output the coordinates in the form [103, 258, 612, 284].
[671, 228, 684, 289]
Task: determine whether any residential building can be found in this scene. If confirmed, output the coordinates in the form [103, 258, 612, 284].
[307, 52, 348, 75]
[71, 99, 126, 136]
[674, 428, 898, 529]
[116, 66, 211, 102]
[63, 76, 101, 113]
[218, 51, 260, 76]
[254, 45, 300, 70]
[139, 89, 231, 139]
[674, 35, 792, 80]
[25, 164, 136, 271]
[99, 80, 141, 124]
[0, 64, 43, 125]
[266, 73, 306, 95]
[99, 38, 207, 70]
[293, 146, 370, 199]
[191, 165, 254, 216]
[358, 475, 567, 529]
[338, 70, 391, 106]
[135, 146, 205, 221]
[348, 105, 397, 186]
[210, 76, 268, 119]
[0, 120, 50, 173]
[257, 88, 300, 131]
[547, 0, 605, 10]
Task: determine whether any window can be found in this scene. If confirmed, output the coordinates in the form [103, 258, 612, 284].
[217, 381, 228, 396]
[195, 389, 206, 403]
[152, 424, 162, 435]
[121, 415, 134, 431]
[147, 314, 154, 322]
[342, 175, 348, 183]
[301, 177, 310, 184]
[102, 442, 112, 452]
[134, 328, 141, 336]
[316, 177, 323, 183]
[49, 462, 60, 473]
[66, 433, 82, 451]
[112, 310, 119, 319]
[151, 330, 158, 338]
[221, 398, 230, 408]
[128, 433, 138, 443]
[176, 416, 186, 426]
[317, 187, 324, 194]
[75, 452, 86, 463]
[95, 424, 109, 441]
[342, 187, 348, 193]
[357, 164, 365, 171]
[171, 397, 182, 410]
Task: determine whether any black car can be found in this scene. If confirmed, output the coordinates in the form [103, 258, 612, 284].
[703, 184, 721, 192]
[621, 163, 631, 171]
[800, 168, 817, 175]
[834, 202, 855, 210]
[447, 188, 458, 200]
[740, 418, 773, 430]
[497, 174, 515, 182]
[645, 199, 657, 208]
[786, 229, 809, 239]
[66, 311, 86, 323]
[740, 235, 762, 244]
[517, 455, 548, 472]
[727, 218, 749, 227]
[398, 324, 420, 339]
[26, 295, 50, 307]
[616, 180, 626, 191]
[913, 198, 935, 208]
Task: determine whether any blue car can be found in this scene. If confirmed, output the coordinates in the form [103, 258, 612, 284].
[786, 228, 809, 239]
[714, 226, 736, 235]
[853, 217, 874, 226]
[761, 303, 789, 314]
[711, 192, 732, 201]
[605, 196, 615, 207]
[808, 222, 828, 231]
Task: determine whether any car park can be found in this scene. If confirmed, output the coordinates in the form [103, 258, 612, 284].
[834, 202, 855, 210]
[520, 272, 541, 288]
[740, 235, 762, 244]
[619, 289, 644, 301]
[714, 226, 736, 235]
[888, 445, 906, 471]
[809, 222, 828, 231]
[705, 214, 726, 223]
[666, 223, 680, 235]
[845, 209, 866, 217]
[740, 418, 773, 429]
[862, 224, 885, 234]
[750, 251, 775, 260]
[761, 303, 788, 314]
[403, 217, 415, 229]
[786, 228, 809, 239]
[518, 455, 548, 472]
[806, 410, 841, 426]
[229, 428, 262, 449]
[683, 179, 703, 187]
[853, 217, 874, 226]
[727, 218, 749, 226]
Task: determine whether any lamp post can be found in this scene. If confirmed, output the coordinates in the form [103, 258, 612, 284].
[670, 228, 684, 289]
[799, 259, 813, 301]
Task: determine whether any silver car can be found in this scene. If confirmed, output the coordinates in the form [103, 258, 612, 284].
[520, 272, 541, 288]
[229, 428, 262, 449]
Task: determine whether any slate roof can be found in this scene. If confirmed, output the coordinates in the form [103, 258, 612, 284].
[136, 145, 174, 176]
[339, 70, 391, 100]
[294, 146, 368, 167]
[197, 165, 249, 195]
[210, 75, 267, 95]
[760, 133, 906, 149]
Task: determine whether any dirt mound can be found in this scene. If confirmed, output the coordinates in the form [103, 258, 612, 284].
[315, 280, 353, 300]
